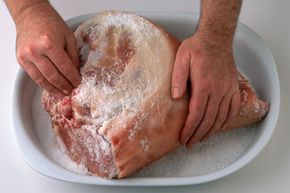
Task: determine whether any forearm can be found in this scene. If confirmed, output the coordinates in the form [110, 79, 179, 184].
[4, 0, 49, 24]
[196, 0, 242, 48]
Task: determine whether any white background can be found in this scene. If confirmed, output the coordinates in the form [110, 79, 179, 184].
[0, 0, 289, 192]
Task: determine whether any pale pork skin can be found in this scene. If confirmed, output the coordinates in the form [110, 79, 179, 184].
[41, 11, 269, 179]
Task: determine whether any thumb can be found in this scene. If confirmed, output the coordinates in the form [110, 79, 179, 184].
[171, 49, 190, 99]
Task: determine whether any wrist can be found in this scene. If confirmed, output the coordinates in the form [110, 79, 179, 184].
[193, 28, 233, 53]
[13, 1, 51, 28]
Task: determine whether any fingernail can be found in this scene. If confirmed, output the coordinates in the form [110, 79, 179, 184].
[63, 90, 70, 95]
[201, 135, 209, 142]
[186, 143, 194, 149]
[72, 78, 81, 88]
[181, 135, 190, 144]
[221, 125, 227, 131]
[76, 76, 81, 85]
[172, 87, 180, 99]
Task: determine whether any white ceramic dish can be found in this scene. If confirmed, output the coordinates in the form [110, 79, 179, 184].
[12, 12, 280, 186]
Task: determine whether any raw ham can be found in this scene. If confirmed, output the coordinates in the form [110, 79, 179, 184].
[41, 11, 269, 178]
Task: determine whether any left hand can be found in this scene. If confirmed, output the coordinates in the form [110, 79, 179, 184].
[171, 33, 241, 148]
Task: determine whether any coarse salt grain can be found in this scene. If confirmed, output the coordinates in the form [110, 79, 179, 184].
[34, 88, 118, 177]
[32, 89, 90, 175]
[133, 126, 256, 177]
[140, 136, 150, 152]
[32, 87, 256, 177]
[100, 12, 161, 43]
[70, 13, 164, 154]
[33, 13, 260, 178]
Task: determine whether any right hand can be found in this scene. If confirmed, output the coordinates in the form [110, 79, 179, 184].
[15, 2, 81, 95]
[171, 33, 240, 147]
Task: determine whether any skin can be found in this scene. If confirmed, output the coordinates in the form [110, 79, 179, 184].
[172, 0, 242, 147]
[5, 0, 242, 146]
[5, 0, 81, 96]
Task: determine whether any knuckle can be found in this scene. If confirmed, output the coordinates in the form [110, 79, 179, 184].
[40, 35, 53, 50]
[218, 113, 227, 122]
[236, 101, 241, 111]
[210, 97, 221, 105]
[186, 114, 199, 129]
[203, 116, 215, 127]
[61, 65, 71, 72]
[35, 77, 46, 87]
[231, 106, 240, 117]
[174, 60, 187, 72]
[16, 51, 26, 65]
[235, 93, 241, 104]
[176, 57, 187, 68]
[182, 127, 193, 138]
[177, 43, 186, 53]
[68, 34, 77, 44]
[189, 108, 203, 120]
[172, 68, 187, 84]
[216, 115, 226, 126]
[177, 49, 186, 59]
[213, 82, 228, 94]
[216, 83, 228, 93]
[25, 47, 37, 58]
[198, 86, 208, 94]
[57, 64, 71, 75]
[199, 82, 211, 93]
[45, 86, 57, 94]
[176, 50, 189, 63]
[17, 46, 36, 62]
[232, 95, 241, 114]
[47, 74, 71, 91]
[47, 74, 60, 84]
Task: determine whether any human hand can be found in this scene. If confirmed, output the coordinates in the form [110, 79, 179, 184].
[15, 2, 81, 95]
[171, 33, 241, 148]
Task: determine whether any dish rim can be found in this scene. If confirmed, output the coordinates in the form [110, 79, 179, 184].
[11, 12, 280, 186]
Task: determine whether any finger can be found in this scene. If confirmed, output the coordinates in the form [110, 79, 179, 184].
[31, 55, 74, 94]
[186, 95, 222, 147]
[66, 34, 80, 69]
[180, 92, 209, 144]
[22, 61, 64, 95]
[45, 45, 81, 88]
[222, 90, 241, 130]
[171, 48, 190, 99]
[201, 93, 231, 142]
